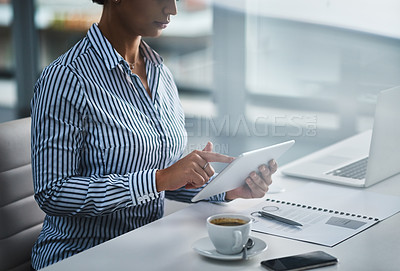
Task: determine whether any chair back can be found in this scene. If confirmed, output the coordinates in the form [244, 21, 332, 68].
[0, 117, 45, 271]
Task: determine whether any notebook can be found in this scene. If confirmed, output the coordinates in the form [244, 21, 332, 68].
[243, 182, 400, 246]
[281, 86, 400, 187]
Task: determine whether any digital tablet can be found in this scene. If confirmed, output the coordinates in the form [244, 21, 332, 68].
[191, 140, 295, 202]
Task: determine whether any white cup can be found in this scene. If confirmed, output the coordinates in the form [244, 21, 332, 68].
[206, 213, 252, 255]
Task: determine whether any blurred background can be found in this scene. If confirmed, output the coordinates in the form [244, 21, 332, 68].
[1, 0, 400, 168]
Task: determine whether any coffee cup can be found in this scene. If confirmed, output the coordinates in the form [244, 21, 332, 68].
[206, 213, 252, 255]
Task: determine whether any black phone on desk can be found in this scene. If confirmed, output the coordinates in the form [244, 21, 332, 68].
[261, 251, 338, 271]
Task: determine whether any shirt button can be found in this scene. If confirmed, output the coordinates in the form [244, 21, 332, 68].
[138, 197, 143, 202]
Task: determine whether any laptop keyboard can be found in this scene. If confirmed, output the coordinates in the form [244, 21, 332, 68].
[327, 157, 368, 180]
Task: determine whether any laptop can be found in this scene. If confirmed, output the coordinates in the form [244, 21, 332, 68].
[282, 86, 400, 187]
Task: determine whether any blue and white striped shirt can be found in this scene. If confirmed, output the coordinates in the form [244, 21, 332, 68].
[30, 24, 224, 270]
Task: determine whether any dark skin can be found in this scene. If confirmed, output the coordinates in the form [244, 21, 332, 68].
[97, 0, 278, 200]
[98, 0, 175, 97]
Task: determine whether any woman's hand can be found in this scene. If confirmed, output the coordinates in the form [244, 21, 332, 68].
[156, 142, 233, 192]
[225, 159, 278, 200]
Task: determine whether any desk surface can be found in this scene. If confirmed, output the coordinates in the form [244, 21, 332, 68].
[42, 172, 400, 271]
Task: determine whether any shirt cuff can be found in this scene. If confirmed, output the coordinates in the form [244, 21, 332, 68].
[208, 192, 228, 202]
[129, 169, 160, 205]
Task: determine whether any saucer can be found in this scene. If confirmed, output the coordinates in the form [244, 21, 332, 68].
[192, 236, 267, 260]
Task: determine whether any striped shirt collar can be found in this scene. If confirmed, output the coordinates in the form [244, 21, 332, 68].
[87, 23, 163, 71]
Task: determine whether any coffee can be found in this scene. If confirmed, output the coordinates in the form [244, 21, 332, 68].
[207, 214, 252, 254]
[210, 217, 247, 226]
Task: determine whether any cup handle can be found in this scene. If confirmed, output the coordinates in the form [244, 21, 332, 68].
[232, 230, 243, 250]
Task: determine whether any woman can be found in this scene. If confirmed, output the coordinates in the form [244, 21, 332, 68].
[30, 0, 277, 269]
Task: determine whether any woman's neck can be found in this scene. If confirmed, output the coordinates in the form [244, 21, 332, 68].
[98, 10, 141, 65]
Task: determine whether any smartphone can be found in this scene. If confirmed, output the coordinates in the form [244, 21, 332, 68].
[261, 251, 338, 271]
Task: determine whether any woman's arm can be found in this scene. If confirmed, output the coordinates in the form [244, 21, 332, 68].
[31, 64, 160, 217]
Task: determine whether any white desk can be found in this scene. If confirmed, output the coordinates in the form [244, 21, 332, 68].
[42, 172, 400, 271]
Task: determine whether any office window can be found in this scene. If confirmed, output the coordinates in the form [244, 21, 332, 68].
[1, 0, 400, 164]
[244, 0, 400, 140]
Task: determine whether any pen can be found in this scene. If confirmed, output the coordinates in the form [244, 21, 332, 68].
[258, 211, 303, 227]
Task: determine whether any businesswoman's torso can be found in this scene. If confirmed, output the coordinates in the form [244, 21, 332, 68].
[30, 24, 187, 269]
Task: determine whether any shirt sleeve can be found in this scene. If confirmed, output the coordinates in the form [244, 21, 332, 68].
[165, 174, 227, 203]
[31, 64, 160, 217]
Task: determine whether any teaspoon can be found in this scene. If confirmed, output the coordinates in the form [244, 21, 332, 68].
[242, 238, 255, 260]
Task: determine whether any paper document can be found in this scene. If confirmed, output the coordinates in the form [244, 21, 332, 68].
[244, 183, 400, 247]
